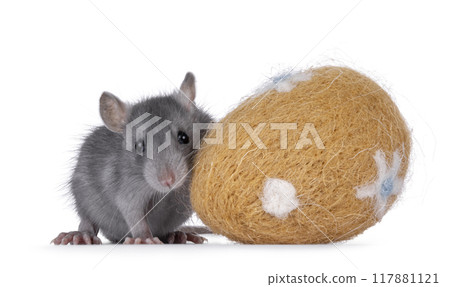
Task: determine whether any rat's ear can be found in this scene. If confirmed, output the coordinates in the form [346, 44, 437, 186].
[178, 72, 196, 110]
[99, 92, 128, 133]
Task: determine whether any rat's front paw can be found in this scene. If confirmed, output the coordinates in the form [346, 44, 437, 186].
[123, 237, 163, 244]
[166, 231, 207, 244]
[51, 231, 102, 245]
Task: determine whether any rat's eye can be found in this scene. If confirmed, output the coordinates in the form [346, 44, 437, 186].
[177, 131, 189, 144]
[135, 141, 146, 153]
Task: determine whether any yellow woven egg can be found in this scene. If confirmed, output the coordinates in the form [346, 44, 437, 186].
[191, 66, 411, 244]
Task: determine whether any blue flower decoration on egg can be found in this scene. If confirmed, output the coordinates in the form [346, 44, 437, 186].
[355, 150, 405, 219]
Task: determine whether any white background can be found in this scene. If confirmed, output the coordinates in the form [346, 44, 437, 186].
[0, 0, 448, 286]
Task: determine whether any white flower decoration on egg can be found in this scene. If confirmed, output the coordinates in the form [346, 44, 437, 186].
[260, 178, 299, 219]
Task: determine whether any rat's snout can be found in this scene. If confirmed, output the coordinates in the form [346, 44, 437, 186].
[143, 150, 189, 192]
[158, 168, 176, 188]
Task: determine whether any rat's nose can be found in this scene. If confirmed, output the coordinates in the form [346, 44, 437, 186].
[158, 170, 175, 188]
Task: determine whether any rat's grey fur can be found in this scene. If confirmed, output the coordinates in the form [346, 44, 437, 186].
[69, 73, 212, 243]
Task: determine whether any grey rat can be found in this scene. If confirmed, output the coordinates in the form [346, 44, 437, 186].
[52, 72, 213, 245]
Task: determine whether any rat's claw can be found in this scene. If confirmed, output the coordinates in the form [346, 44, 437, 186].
[73, 234, 81, 245]
[51, 232, 68, 245]
[176, 231, 187, 244]
[167, 233, 175, 244]
[150, 237, 163, 244]
[92, 236, 102, 245]
[186, 232, 207, 244]
[124, 237, 134, 244]
[166, 231, 206, 244]
[61, 233, 74, 245]
[51, 231, 102, 245]
[124, 237, 163, 244]
[147, 237, 160, 244]
[82, 233, 92, 244]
